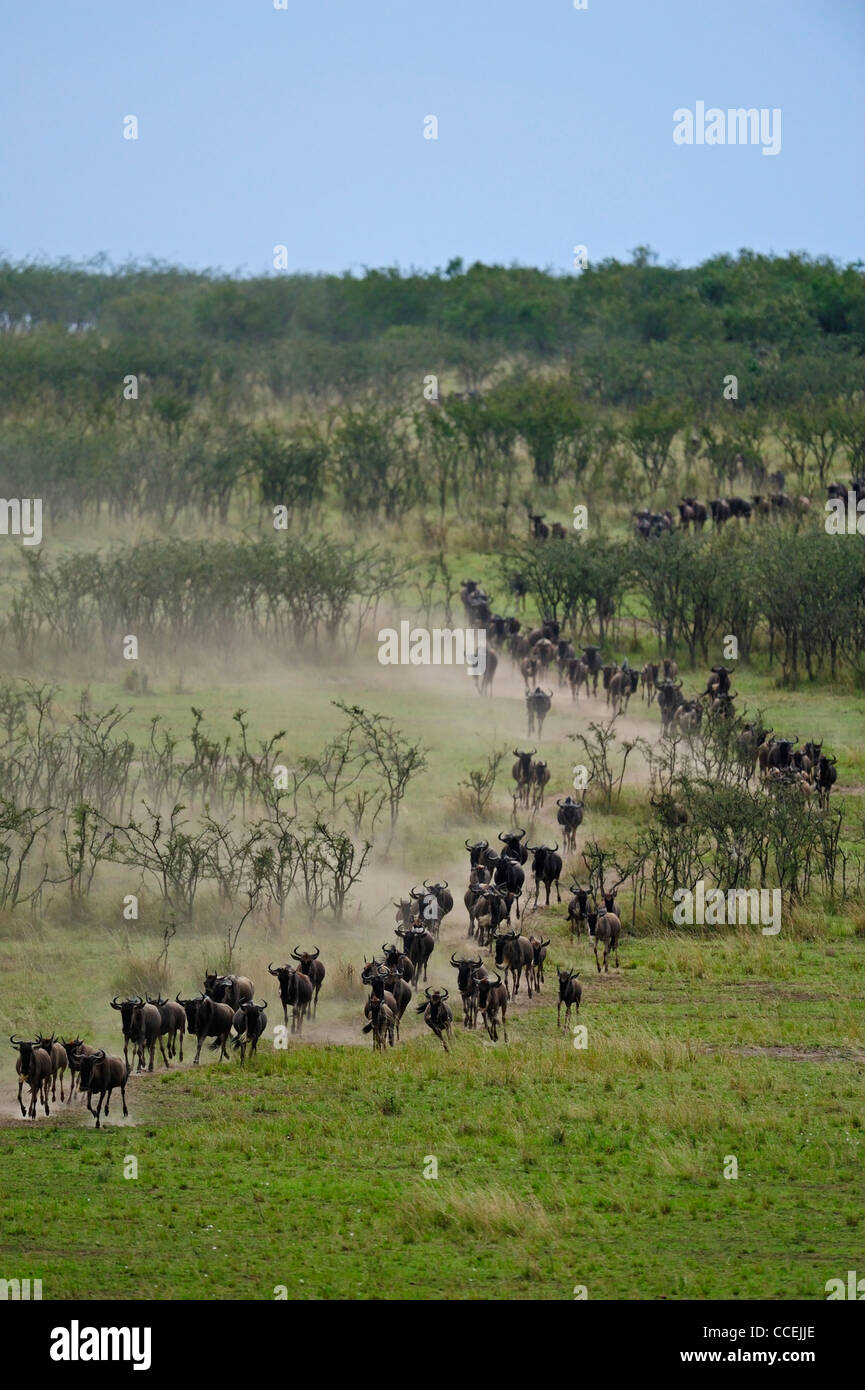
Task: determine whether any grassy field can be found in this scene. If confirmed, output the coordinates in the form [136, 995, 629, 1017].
[1, 644, 863, 1301]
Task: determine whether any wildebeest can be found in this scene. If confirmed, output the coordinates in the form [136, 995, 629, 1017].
[657, 678, 684, 731]
[556, 796, 584, 853]
[362, 993, 395, 1051]
[591, 909, 621, 974]
[529, 935, 550, 991]
[417, 987, 453, 1052]
[675, 700, 703, 735]
[486, 850, 524, 921]
[528, 512, 549, 541]
[381, 941, 414, 982]
[232, 1000, 268, 1063]
[531, 759, 551, 809]
[526, 687, 553, 738]
[395, 923, 435, 986]
[147, 996, 186, 1063]
[814, 753, 838, 808]
[177, 993, 234, 1063]
[609, 666, 639, 714]
[266, 963, 313, 1035]
[77, 1048, 130, 1128]
[567, 657, 589, 700]
[61, 1037, 99, 1103]
[204, 972, 254, 1009]
[109, 996, 137, 1068]
[556, 969, 582, 1027]
[11, 1036, 52, 1118]
[374, 962, 412, 1038]
[640, 662, 660, 704]
[491, 927, 534, 998]
[474, 970, 508, 1041]
[581, 645, 602, 694]
[290, 947, 325, 1016]
[465, 837, 492, 872]
[511, 749, 536, 808]
[471, 883, 512, 946]
[416, 880, 454, 938]
[527, 842, 563, 907]
[566, 882, 590, 938]
[129, 999, 167, 1073]
[35, 1034, 67, 1103]
[473, 647, 498, 696]
[450, 953, 485, 1029]
[498, 828, 528, 864]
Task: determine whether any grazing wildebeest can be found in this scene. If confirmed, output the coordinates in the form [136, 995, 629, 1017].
[556, 969, 582, 1027]
[531, 758, 551, 809]
[529, 935, 550, 992]
[511, 749, 536, 808]
[527, 842, 563, 907]
[566, 882, 590, 939]
[148, 996, 186, 1062]
[491, 927, 534, 998]
[266, 963, 313, 1035]
[526, 686, 553, 738]
[591, 909, 621, 974]
[395, 923, 435, 986]
[450, 953, 485, 1029]
[362, 993, 395, 1051]
[417, 988, 453, 1052]
[204, 972, 254, 1009]
[178, 993, 234, 1063]
[76, 1049, 130, 1128]
[35, 1035, 67, 1103]
[11, 1036, 52, 1118]
[290, 947, 325, 1016]
[474, 970, 508, 1042]
[231, 1000, 268, 1063]
[556, 796, 584, 853]
[129, 998, 167, 1072]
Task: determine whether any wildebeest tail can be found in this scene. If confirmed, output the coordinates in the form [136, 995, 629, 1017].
[361, 1023, 373, 1033]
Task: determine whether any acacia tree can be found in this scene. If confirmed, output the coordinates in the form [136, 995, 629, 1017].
[622, 402, 685, 495]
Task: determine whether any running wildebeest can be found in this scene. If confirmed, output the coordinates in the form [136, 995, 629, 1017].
[266, 963, 313, 1035]
[527, 842, 563, 907]
[290, 947, 325, 1017]
[556, 796, 584, 853]
[11, 1036, 52, 1118]
[76, 1049, 130, 1129]
[417, 988, 453, 1052]
[526, 687, 553, 738]
[556, 969, 582, 1027]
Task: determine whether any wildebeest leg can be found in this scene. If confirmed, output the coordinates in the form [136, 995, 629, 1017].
[94, 1091, 105, 1129]
[58, 1066, 65, 1102]
[148, 1040, 157, 1072]
[221, 1033, 230, 1060]
[18, 1077, 26, 1116]
[594, 941, 601, 973]
[178, 1026, 184, 1063]
[42, 1079, 50, 1116]
[193, 1034, 204, 1064]
[158, 1035, 170, 1068]
[104, 1085, 112, 1115]
[121, 1079, 129, 1117]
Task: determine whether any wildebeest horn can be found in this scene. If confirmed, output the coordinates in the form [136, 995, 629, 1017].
[550, 843, 559, 852]
[488, 972, 501, 985]
[110, 997, 122, 1009]
[267, 962, 279, 975]
[290, 947, 303, 960]
[9, 1035, 23, 1047]
[409, 885, 424, 899]
[91, 1049, 106, 1063]
[175, 993, 184, 1004]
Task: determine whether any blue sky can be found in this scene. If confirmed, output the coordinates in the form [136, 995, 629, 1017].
[1, 0, 862, 275]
